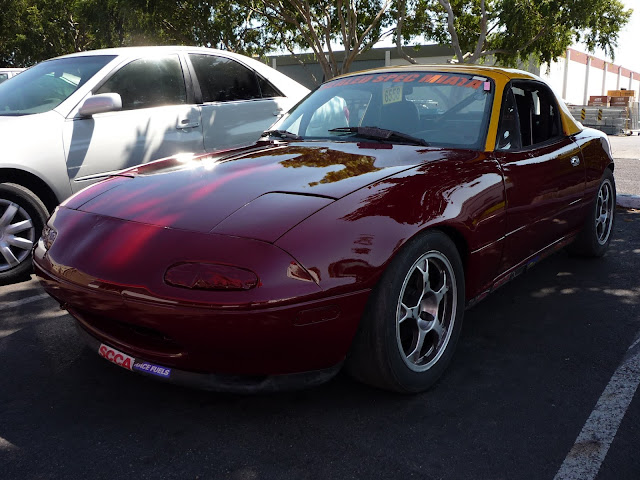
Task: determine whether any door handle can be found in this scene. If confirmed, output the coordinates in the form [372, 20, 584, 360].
[273, 108, 283, 116]
[570, 156, 580, 167]
[178, 119, 200, 129]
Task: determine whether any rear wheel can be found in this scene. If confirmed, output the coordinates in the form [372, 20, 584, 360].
[569, 169, 615, 257]
[0, 183, 49, 283]
[346, 231, 465, 393]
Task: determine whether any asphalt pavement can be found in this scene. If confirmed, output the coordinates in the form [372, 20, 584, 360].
[0, 137, 639, 479]
[610, 134, 640, 208]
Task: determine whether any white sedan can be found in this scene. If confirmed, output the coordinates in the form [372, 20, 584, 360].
[0, 68, 24, 84]
[0, 46, 309, 282]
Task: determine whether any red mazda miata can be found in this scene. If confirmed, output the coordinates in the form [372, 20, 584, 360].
[34, 65, 615, 393]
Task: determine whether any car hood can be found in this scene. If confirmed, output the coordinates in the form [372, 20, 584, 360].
[65, 141, 460, 236]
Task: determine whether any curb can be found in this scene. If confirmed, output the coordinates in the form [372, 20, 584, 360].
[617, 194, 640, 209]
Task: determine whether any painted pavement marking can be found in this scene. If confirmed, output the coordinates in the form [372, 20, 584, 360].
[554, 331, 640, 480]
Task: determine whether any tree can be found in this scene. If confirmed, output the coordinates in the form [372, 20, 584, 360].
[248, 0, 396, 80]
[396, 0, 633, 66]
[0, 0, 265, 67]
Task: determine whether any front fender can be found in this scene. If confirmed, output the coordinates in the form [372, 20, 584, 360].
[276, 151, 506, 301]
[0, 111, 71, 202]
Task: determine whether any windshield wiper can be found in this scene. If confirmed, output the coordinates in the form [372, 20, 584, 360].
[328, 126, 429, 147]
[262, 129, 302, 140]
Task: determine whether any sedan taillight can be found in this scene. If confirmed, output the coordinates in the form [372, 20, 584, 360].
[164, 263, 259, 291]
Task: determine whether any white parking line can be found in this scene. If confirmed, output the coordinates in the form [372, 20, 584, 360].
[554, 332, 640, 480]
[2, 293, 50, 309]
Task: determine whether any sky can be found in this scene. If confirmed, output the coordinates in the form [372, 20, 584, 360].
[572, 0, 640, 73]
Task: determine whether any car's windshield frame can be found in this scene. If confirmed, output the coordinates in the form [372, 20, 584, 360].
[273, 71, 496, 151]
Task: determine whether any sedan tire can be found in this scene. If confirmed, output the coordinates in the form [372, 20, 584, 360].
[346, 231, 465, 393]
[0, 183, 48, 283]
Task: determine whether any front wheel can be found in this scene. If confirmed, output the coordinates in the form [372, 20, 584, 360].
[0, 183, 49, 283]
[568, 169, 615, 257]
[346, 231, 465, 393]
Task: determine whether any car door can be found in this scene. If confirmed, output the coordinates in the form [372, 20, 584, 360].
[187, 53, 285, 151]
[63, 54, 204, 193]
[493, 81, 586, 272]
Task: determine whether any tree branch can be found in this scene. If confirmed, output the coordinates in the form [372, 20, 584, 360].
[468, 0, 487, 63]
[343, 0, 392, 73]
[438, 0, 465, 63]
[396, 0, 418, 64]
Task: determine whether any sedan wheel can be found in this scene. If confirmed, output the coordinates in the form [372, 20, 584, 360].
[346, 231, 465, 393]
[0, 183, 49, 283]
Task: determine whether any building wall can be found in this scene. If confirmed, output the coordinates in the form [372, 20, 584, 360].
[538, 48, 639, 105]
[266, 46, 640, 106]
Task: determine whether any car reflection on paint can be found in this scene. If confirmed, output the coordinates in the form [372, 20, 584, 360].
[34, 65, 616, 393]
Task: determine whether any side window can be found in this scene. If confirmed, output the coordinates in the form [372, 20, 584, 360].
[496, 88, 522, 150]
[96, 55, 186, 110]
[511, 81, 562, 148]
[257, 75, 283, 98]
[189, 54, 262, 102]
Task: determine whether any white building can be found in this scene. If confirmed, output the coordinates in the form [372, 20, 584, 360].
[267, 45, 640, 105]
[537, 48, 639, 105]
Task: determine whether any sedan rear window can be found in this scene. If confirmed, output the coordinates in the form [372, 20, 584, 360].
[276, 72, 494, 150]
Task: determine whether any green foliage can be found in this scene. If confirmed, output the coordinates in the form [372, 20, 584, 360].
[0, 0, 264, 67]
[247, 0, 395, 79]
[404, 0, 632, 66]
[0, 0, 632, 71]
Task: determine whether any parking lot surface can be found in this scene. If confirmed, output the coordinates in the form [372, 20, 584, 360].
[0, 139, 639, 479]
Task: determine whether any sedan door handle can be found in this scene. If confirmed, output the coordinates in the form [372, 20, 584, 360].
[273, 108, 283, 116]
[178, 119, 200, 129]
[570, 156, 580, 167]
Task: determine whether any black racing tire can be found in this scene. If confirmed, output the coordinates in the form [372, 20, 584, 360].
[346, 230, 465, 393]
[568, 169, 615, 257]
[0, 183, 49, 283]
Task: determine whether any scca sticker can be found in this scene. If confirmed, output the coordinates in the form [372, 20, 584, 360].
[98, 344, 134, 370]
[321, 73, 487, 90]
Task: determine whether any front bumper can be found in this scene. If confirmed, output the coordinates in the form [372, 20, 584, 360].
[33, 208, 370, 383]
[76, 326, 343, 393]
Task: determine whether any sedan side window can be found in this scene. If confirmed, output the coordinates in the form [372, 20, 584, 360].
[511, 81, 562, 148]
[96, 55, 186, 110]
[189, 54, 262, 102]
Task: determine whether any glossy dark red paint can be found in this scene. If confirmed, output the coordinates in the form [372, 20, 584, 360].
[33, 82, 614, 388]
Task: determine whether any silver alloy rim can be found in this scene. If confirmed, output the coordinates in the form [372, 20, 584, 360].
[0, 199, 35, 272]
[396, 251, 457, 372]
[595, 179, 614, 245]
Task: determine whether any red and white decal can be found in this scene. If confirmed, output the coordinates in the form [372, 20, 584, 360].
[98, 343, 135, 371]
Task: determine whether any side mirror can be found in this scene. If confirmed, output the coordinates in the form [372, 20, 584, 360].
[78, 93, 122, 117]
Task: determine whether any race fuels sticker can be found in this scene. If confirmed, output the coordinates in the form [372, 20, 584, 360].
[321, 73, 488, 90]
[98, 343, 134, 371]
[133, 361, 172, 378]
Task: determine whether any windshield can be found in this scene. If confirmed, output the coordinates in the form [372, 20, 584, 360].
[0, 55, 116, 116]
[274, 71, 495, 150]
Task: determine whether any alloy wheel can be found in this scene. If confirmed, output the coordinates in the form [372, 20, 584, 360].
[0, 199, 35, 272]
[595, 179, 614, 245]
[396, 251, 457, 372]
